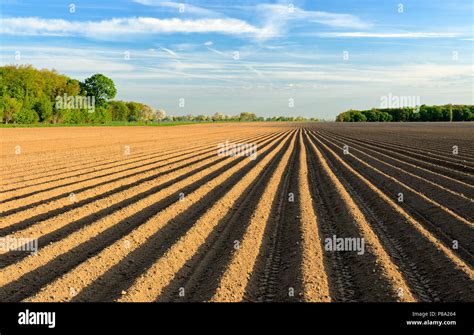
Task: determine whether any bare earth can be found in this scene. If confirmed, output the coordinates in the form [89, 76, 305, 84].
[0, 122, 473, 302]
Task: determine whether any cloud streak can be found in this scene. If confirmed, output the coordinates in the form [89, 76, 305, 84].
[160, 47, 180, 58]
[0, 17, 268, 38]
[315, 32, 462, 38]
[0, 5, 371, 40]
[134, 0, 220, 17]
[256, 4, 371, 31]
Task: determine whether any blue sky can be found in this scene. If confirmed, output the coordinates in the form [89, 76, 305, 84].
[1, 0, 473, 119]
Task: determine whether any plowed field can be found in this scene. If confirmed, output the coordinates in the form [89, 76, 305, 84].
[0, 122, 472, 302]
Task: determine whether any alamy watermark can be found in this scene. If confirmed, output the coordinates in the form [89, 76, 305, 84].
[55, 94, 95, 113]
[324, 235, 365, 255]
[380, 93, 420, 110]
[217, 141, 257, 160]
[0, 236, 38, 255]
[18, 309, 55, 329]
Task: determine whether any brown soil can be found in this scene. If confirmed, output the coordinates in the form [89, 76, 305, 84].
[0, 122, 472, 302]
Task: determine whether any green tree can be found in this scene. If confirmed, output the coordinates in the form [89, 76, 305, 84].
[419, 105, 431, 121]
[81, 74, 117, 108]
[62, 108, 88, 124]
[342, 112, 352, 122]
[351, 111, 367, 122]
[410, 110, 421, 121]
[212, 112, 225, 121]
[126, 102, 141, 122]
[1, 96, 22, 124]
[13, 107, 39, 124]
[336, 104, 472, 122]
[239, 112, 257, 121]
[363, 109, 380, 122]
[109, 101, 129, 121]
[461, 106, 471, 121]
[89, 106, 112, 123]
[195, 114, 208, 121]
[33, 96, 53, 122]
[447, 104, 453, 122]
[431, 106, 443, 121]
[379, 112, 392, 122]
[452, 105, 463, 121]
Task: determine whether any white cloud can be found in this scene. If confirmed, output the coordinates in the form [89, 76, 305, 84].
[0, 4, 370, 41]
[160, 47, 179, 58]
[0, 17, 268, 38]
[257, 4, 371, 30]
[204, 41, 213, 46]
[135, 1, 219, 17]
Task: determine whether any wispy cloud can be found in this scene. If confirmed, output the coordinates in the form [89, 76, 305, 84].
[241, 4, 372, 40]
[315, 32, 462, 38]
[256, 4, 371, 31]
[160, 47, 180, 58]
[206, 47, 229, 57]
[134, 0, 219, 17]
[0, 3, 371, 41]
[0, 17, 267, 38]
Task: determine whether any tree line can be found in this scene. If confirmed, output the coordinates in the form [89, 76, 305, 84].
[336, 105, 473, 122]
[0, 65, 161, 124]
[0, 65, 316, 125]
[161, 113, 317, 122]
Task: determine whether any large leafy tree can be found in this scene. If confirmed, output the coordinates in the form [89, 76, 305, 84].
[81, 74, 117, 108]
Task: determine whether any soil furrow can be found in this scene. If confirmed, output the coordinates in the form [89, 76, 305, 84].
[0, 132, 273, 222]
[304, 130, 415, 302]
[1, 132, 268, 204]
[318, 130, 473, 199]
[207, 130, 298, 302]
[316, 131, 474, 221]
[307, 129, 474, 301]
[117, 130, 295, 302]
[313, 131, 474, 263]
[22, 131, 292, 302]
